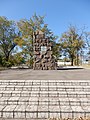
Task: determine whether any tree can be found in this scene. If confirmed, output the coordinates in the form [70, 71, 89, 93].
[52, 42, 60, 60]
[0, 16, 20, 66]
[17, 14, 57, 67]
[0, 52, 3, 66]
[60, 25, 84, 66]
[84, 32, 90, 52]
[11, 52, 25, 66]
[84, 32, 90, 62]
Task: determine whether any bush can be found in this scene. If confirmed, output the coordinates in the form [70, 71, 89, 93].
[2, 61, 12, 67]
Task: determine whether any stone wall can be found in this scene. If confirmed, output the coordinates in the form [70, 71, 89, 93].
[33, 31, 57, 70]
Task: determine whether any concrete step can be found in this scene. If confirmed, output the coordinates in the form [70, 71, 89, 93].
[0, 80, 90, 119]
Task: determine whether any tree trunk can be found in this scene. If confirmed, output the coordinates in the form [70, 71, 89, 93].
[71, 58, 74, 66]
[77, 53, 79, 66]
[5, 54, 9, 62]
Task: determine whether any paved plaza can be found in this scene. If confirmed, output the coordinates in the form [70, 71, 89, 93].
[0, 69, 90, 119]
[0, 68, 90, 80]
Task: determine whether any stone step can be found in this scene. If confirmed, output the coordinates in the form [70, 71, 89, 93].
[0, 80, 90, 119]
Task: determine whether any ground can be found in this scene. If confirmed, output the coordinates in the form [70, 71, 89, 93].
[0, 68, 90, 80]
[0, 79, 90, 119]
[0, 68, 90, 119]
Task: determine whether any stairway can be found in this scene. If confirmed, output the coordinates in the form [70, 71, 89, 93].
[0, 80, 90, 119]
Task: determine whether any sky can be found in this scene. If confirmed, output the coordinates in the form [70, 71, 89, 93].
[0, 0, 90, 37]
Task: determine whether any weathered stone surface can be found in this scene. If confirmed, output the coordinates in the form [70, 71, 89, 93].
[33, 30, 57, 70]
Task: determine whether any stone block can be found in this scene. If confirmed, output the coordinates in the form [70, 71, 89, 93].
[33, 31, 56, 70]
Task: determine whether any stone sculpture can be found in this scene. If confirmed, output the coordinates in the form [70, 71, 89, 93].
[33, 30, 56, 70]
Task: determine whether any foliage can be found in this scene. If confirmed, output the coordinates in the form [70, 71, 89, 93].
[11, 52, 25, 66]
[0, 54, 2, 66]
[84, 32, 90, 57]
[17, 14, 57, 67]
[1, 15, 89, 68]
[52, 42, 60, 60]
[60, 25, 85, 66]
[0, 16, 20, 66]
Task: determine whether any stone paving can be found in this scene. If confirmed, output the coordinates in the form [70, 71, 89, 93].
[0, 80, 90, 119]
[0, 69, 90, 80]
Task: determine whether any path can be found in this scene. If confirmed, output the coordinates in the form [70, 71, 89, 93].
[0, 68, 90, 80]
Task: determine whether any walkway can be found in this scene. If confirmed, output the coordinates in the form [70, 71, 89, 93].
[0, 80, 90, 119]
[0, 68, 90, 80]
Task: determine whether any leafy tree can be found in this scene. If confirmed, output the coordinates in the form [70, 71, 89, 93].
[0, 16, 20, 66]
[0, 54, 3, 66]
[12, 52, 25, 66]
[17, 14, 57, 67]
[84, 32, 90, 52]
[60, 26, 84, 66]
[52, 42, 60, 60]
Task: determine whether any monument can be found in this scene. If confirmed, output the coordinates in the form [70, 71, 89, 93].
[33, 30, 57, 70]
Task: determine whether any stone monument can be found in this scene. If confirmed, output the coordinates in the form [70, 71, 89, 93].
[33, 30, 57, 70]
